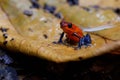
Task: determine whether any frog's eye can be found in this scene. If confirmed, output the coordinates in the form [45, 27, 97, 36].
[68, 23, 72, 28]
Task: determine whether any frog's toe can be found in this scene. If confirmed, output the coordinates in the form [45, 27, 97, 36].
[53, 41, 63, 44]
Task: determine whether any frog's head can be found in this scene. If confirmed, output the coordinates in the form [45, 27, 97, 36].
[60, 20, 72, 29]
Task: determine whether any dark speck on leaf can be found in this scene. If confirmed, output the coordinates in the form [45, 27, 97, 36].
[43, 4, 56, 14]
[43, 34, 48, 39]
[67, 0, 79, 6]
[0, 27, 9, 32]
[30, 0, 40, 9]
[28, 28, 34, 32]
[3, 41, 7, 45]
[79, 57, 83, 60]
[43, 20, 47, 23]
[114, 8, 120, 15]
[54, 12, 63, 19]
[23, 10, 33, 16]
[10, 38, 14, 41]
[92, 5, 100, 9]
[82, 7, 90, 11]
[3, 33, 8, 39]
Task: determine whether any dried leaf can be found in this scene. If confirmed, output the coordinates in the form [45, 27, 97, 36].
[0, 0, 120, 63]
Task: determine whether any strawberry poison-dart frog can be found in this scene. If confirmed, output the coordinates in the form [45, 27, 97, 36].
[55, 20, 92, 49]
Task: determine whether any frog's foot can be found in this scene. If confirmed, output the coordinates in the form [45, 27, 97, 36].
[84, 34, 92, 46]
[53, 40, 63, 44]
[53, 32, 64, 44]
[74, 34, 92, 50]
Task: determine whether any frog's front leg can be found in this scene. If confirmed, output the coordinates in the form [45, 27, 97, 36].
[58, 32, 64, 43]
[53, 32, 64, 44]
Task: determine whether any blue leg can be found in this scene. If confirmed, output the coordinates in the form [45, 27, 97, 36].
[53, 32, 64, 44]
[75, 34, 91, 50]
[75, 37, 84, 49]
[84, 34, 92, 46]
[58, 32, 64, 43]
[78, 37, 85, 48]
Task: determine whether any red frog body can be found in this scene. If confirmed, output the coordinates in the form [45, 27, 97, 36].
[54, 20, 92, 49]
[60, 20, 83, 43]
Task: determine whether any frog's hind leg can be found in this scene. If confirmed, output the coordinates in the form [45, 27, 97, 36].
[84, 34, 92, 46]
[75, 34, 91, 50]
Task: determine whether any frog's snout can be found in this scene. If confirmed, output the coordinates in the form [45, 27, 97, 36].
[60, 20, 68, 28]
